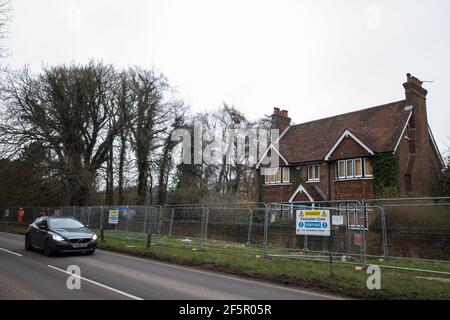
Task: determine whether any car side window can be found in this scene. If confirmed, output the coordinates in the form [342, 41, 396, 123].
[36, 217, 48, 228]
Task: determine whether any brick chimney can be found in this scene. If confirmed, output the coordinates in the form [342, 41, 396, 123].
[271, 107, 291, 133]
[402, 73, 434, 193]
[403, 73, 428, 139]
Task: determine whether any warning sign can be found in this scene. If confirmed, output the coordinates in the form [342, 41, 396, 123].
[296, 209, 330, 237]
[108, 210, 119, 224]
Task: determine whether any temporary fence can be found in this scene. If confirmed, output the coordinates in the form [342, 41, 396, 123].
[1, 198, 450, 263]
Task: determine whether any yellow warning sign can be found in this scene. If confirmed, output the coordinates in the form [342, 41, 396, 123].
[299, 210, 322, 217]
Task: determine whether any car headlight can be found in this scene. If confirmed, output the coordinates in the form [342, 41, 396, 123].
[92, 234, 97, 241]
[52, 235, 65, 242]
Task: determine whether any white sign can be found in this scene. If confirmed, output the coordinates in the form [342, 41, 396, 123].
[108, 210, 119, 224]
[332, 215, 344, 226]
[296, 209, 330, 237]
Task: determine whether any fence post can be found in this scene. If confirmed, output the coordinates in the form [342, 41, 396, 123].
[87, 207, 91, 227]
[359, 202, 368, 267]
[203, 206, 209, 241]
[363, 203, 368, 266]
[100, 205, 104, 232]
[329, 211, 333, 277]
[157, 206, 163, 245]
[246, 209, 253, 246]
[380, 205, 389, 259]
[168, 208, 174, 236]
[143, 207, 148, 234]
[146, 224, 152, 249]
[100, 224, 104, 242]
[304, 235, 308, 254]
[199, 205, 206, 250]
[263, 204, 269, 258]
[348, 205, 354, 256]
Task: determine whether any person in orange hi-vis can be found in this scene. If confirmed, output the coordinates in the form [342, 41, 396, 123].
[18, 208, 25, 224]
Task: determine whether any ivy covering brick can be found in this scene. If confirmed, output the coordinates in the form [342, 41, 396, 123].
[373, 153, 400, 197]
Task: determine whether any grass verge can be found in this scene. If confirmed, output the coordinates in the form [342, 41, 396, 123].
[1, 222, 449, 300]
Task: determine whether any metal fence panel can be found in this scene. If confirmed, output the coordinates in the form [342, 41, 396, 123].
[1, 198, 450, 262]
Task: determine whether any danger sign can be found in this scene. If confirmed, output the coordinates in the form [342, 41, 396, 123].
[108, 210, 119, 224]
[296, 209, 330, 237]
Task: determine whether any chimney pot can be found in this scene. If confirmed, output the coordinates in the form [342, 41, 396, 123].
[406, 73, 423, 87]
[271, 108, 291, 132]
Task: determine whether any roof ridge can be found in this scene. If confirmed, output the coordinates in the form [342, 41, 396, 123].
[289, 99, 406, 128]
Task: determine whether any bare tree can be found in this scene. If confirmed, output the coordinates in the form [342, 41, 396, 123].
[127, 67, 169, 205]
[0, 61, 132, 205]
[157, 102, 187, 205]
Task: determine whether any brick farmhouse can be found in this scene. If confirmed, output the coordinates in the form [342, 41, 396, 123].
[256, 74, 444, 203]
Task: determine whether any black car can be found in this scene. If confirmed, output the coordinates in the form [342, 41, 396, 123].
[25, 216, 97, 256]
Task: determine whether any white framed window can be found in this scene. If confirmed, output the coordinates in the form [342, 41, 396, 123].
[308, 164, 320, 182]
[264, 168, 276, 184]
[337, 160, 346, 179]
[282, 167, 290, 183]
[354, 158, 363, 177]
[337, 158, 373, 180]
[364, 158, 373, 177]
[264, 167, 291, 185]
[346, 159, 354, 178]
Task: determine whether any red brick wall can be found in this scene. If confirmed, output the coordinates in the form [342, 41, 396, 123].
[292, 190, 312, 202]
[263, 184, 293, 203]
[401, 83, 444, 196]
[296, 162, 330, 198]
[334, 179, 374, 200]
[328, 137, 374, 200]
[329, 136, 371, 160]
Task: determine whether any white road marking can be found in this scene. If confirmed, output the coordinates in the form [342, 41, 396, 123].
[100, 250, 343, 300]
[47, 265, 143, 300]
[0, 233, 342, 299]
[0, 247, 23, 257]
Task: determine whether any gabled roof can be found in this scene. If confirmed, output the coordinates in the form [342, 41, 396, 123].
[277, 100, 411, 163]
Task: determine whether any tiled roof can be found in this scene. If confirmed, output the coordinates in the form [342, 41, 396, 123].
[278, 100, 410, 163]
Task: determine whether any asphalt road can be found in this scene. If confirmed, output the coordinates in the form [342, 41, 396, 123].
[0, 232, 341, 300]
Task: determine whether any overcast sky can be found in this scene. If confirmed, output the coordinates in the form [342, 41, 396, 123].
[4, 0, 450, 152]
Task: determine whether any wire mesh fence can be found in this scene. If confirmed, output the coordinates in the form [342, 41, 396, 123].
[366, 198, 450, 261]
[1, 197, 450, 262]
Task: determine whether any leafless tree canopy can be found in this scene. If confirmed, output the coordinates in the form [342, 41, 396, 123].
[0, 60, 269, 206]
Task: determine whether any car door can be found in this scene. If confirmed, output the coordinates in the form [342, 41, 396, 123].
[28, 217, 43, 247]
[34, 217, 49, 249]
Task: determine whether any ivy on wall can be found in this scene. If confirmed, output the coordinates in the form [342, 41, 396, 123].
[372, 153, 400, 198]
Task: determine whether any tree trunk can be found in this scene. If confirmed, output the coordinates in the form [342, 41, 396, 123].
[118, 132, 127, 204]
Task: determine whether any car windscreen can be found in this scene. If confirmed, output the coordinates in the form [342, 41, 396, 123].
[48, 218, 84, 229]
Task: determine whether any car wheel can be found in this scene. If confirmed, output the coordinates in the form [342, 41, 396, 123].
[43, 240, 54, 257]
[25, 235, 33, 251]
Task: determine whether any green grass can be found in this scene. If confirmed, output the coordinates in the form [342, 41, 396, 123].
[0, 222, 28, 235]
[97, 236, 450, 299]
[1, 222, 450, 299]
